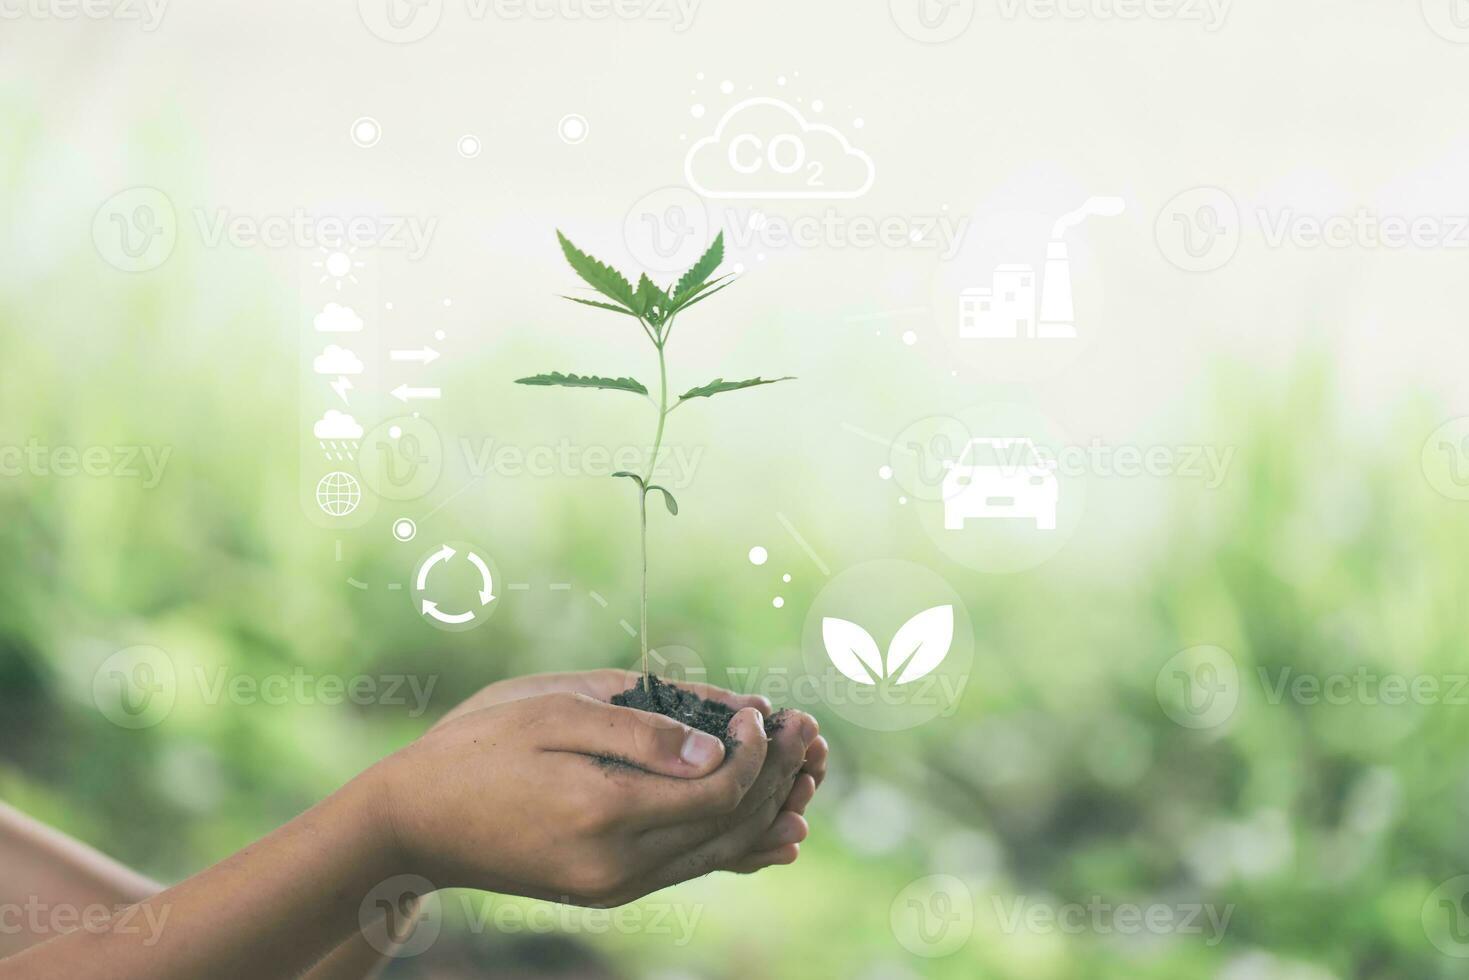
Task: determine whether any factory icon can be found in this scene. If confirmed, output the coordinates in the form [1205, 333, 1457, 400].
[958, 196, 1125, 341]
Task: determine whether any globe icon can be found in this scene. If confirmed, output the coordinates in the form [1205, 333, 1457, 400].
[316, 471, 362, 517]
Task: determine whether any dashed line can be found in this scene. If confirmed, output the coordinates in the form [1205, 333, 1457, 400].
[589, 591, 609, 608]
[618, 619, 637, 637]
[549, 583, 571, 591]
[387, 583, 402, 591]
[508, 583, 531, 591]
[347, 578, 368, 591]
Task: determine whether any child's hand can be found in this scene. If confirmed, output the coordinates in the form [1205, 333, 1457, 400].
[373, 689, 816, 905]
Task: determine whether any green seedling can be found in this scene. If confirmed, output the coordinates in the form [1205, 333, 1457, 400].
[516, 230, 793, 690]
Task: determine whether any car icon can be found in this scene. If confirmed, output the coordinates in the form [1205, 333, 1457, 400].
[942, 437, 1058, 531]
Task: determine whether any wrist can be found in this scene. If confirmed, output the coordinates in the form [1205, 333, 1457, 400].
[338, 759, 415, 886]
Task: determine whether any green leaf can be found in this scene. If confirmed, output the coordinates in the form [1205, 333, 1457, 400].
[673, 232, 724, 300]
[562, 295, 638, 317]
[647, 485, 679, 515]
[515, 372, 649, 395]
[634, 274, 670, 321]
[612, 471, 646, 489]
[677, 376, 795, 402]
[670, 278, 734, 315]
[557, 231, 637, 310]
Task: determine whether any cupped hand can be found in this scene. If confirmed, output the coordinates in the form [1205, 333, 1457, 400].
[438, 668, 827, 819]
[374, 688, 819, 905]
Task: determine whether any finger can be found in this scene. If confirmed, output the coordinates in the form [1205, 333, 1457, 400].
[723, 843, 800, 875]
[802, 736, 828, 788]
[639, 718, 806, 853]
[631, 768, 798, 895]
[780, 773, 817, 815]
[747, 811, 808, 853]
[534, 692, 727, 779]
[596, 706, 771, 827]
[584, 669, 773, 716]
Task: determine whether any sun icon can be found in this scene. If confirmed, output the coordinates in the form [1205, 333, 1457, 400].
[314, 246, 364, 290]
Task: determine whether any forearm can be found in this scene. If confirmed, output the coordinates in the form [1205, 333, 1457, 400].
[0, 802, 161, 958]
[0, 771, 404, 980]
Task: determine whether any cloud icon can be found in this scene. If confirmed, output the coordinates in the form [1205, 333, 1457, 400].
[313, 410, 364, 440]
[313, 345, 364, 375]
[314, 302, 363, 333]
[684, 97, 875, 200]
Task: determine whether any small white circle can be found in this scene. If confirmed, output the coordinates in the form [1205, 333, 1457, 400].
[777, 75, 787, 86]
[902, 330, 918, 346]
[772, 597, 785, 608]
[393, 519, 418, 542]
[748, 546, 768, 566]
[811, 99, 824, 112]
[325, 251, 352, 278]
[388, 425, 402, 439]
[853, 117, 865, 128]
[899, 496, 909, 504]
[442, 298, 452, 307]
[720, 79, 734, 94]
[782, 573, 792, 583]
[558, 113, 589, 144]
[879, 465, 894, 480]
[457, 134, 481, 159]
[434, 330, 446, 341]
[350, 117, 381, 148]
[691, 104, 706, 119]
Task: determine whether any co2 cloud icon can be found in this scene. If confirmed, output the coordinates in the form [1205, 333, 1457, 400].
[684, 98, 876, 200]
[314, 302, 363, 333]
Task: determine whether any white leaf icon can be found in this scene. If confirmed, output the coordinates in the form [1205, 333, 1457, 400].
[822, 617, 883, 685]
[884, 604, 954, 685]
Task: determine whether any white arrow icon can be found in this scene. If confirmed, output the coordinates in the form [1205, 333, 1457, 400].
[421, 600, 476, 625]
[416, 543, 454, 591]
[391, 384, 442, 402]
[467, 551, 496, 604]
[390, 347, 440, 365]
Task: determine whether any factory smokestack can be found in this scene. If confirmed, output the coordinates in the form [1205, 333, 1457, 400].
[1036, 196, 1126, 339]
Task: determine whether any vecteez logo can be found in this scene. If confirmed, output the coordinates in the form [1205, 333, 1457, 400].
[1421, 0, 1469, 43]
[358, 0, 700, 41]
[890, 0, 976, 43]
[358, 0, 443, 43]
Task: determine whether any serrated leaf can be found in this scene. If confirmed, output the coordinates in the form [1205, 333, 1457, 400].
[670, 278, 734, 315]
[557, 231, 637, 310]
[822, 617, 882, 686]
[634, 274, 670, 321]
[612, 471, 646, 489]
[647, 485, 679, 515]
[885, 605, 954, 685]
[515, 372, 649, 395]
[562, 295, 638, 317]
[673, 232, 724, 299]
[677, 376, 795, 402]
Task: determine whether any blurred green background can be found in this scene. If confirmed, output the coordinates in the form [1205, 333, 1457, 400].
[8, 7, 1469, 979]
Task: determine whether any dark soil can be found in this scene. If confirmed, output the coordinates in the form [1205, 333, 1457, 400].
[611, 674, 784, 752]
